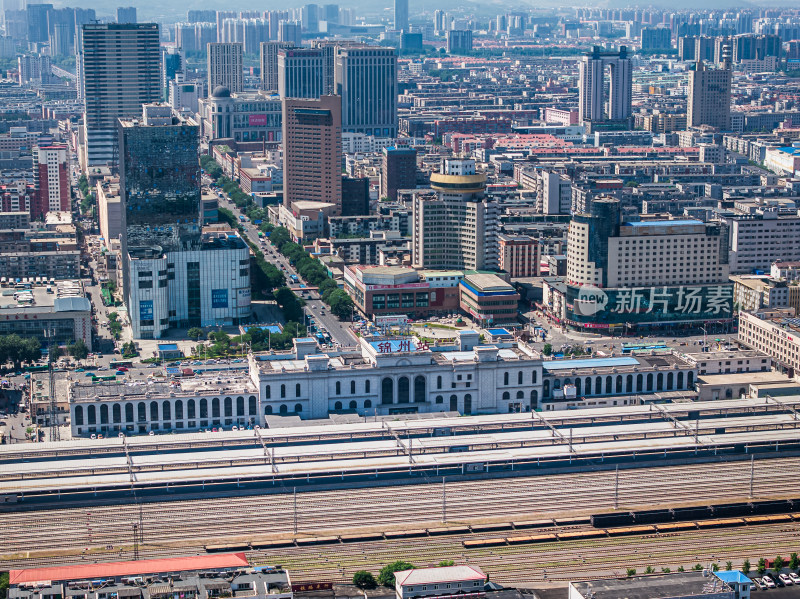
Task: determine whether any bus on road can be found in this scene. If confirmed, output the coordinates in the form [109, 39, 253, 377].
[109, 359, 133, 369]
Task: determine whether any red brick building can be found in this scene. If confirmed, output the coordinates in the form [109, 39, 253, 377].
[33, 145, 70, 219]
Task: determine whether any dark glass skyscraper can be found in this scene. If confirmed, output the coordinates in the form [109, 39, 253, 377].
[118, 104, 201, 258]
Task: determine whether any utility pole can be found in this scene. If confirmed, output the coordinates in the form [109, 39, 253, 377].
[614, 465, 619, 510]
[45, 328, 59, 442]
[133, 523, 139, 560]
[442, 477, 446, 523]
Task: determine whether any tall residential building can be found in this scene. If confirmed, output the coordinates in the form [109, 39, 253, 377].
[640, 27, 671, 51]
[412, 158, 498, 271]
[323, 4, 339, 25]
[282, 95, 342, 214]
[394, 0, 408, 31]
[33, 145, 70, 219]
[278, 20, 302, 47]
[335, 46, 398, 137]
[578, 45, 632, 123]
[116, 6, 136, 23]
[207, 42, 243, 96]
[381, 146, 416, 201]
[301, 3, 319, 33]
[498, 234, 540, 278]
[50, 23, 70, 56]
[260, 41, 293, 92]
[278, 48, 325, 99]
[687, 58, 732, 130]
[446, 29, 473, 53]
[26, 3, 52, 44]
[80, 23, 161, 168]
[119, 104, 251, 339]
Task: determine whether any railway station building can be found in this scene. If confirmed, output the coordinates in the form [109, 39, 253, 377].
[540, 354, 699, 410]
[69, 375, 259, 437]
[252, 331, 544, 418]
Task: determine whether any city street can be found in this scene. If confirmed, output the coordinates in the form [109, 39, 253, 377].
[216, 194, 357, 347]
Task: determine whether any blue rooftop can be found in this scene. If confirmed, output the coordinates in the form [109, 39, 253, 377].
[543, 357, 639, 371]
[714, 571, 752, 585]
[158, 344, 179, 351]
[624, 219, 702, 228]
[251, 325, 282, 334]
[778, 146, 800, 155]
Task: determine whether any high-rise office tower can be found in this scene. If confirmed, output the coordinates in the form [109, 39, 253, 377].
[162, 47, 183, 99]
[119, 104, 251, 339]
[278, 48, 325, 99]
[33, 144, 70, 219]
[278, 20, 302, 47]
[394, 0, 408, 31]
[687, 54, 732, 130]
[578, 45, 632, 123]
[311, 39, 363, 95]
[207, 42, 243, 95]
[381, 146, 416, 201]
[335, 46, 398, 137]
[282, 95, 342, 214]
[116, 6, 136, 23]
[412, 158, 498, 271]
[26, 3, 52, 44]
[260, 41, 294, 92]
[80, 23, 161, 167]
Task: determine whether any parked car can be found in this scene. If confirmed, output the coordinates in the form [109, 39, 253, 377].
[751, 578, 766, 590]
[790, 573, 800, 585]
[779, 574, 793, 586]
[762, 577, 776, 589]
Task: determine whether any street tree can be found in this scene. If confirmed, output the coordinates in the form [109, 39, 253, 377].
[68, 339, 89, 361]
[378, 562, 414, 587]
[774, 556, 786, 575]
[352, 572, 376, 589]
[327, 289, 354, 320]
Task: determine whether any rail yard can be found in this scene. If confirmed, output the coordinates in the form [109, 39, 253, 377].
[4, 397, 800, 579]
[3, 397, 800, 503]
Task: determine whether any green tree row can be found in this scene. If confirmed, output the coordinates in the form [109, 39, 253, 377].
[269, 227, 355, 320]
[625, 553, 800, 578]
[0, 334, 41, 369]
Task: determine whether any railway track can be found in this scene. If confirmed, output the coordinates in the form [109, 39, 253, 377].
[3, 456, 800, 568]
[4, 522, 800, 586]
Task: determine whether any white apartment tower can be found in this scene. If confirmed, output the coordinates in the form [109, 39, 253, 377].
[207, 42, 244, 95]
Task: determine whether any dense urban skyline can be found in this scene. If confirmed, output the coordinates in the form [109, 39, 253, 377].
[4, 0, 800, 595]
